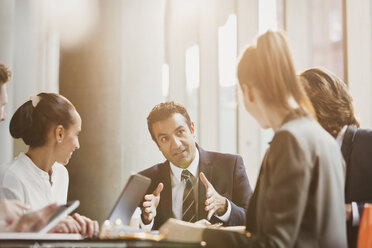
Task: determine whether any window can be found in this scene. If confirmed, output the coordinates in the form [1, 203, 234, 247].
[162, 64, 169, 99]
[310, 0, 344, 79]
[185, 45, 200, 140]
[258, 0, 285, 34]
[218, 14, 237, 153]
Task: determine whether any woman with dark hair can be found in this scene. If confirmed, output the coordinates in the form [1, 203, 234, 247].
[0, 63, 59, 233]
[203, 31, 347, 247]
[301, 67, 372, 248]
[0, 93, 98, 237]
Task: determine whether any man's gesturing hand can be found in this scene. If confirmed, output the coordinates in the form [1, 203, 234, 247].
[141, 183, 163, 225]
[200, 172, 228, 220]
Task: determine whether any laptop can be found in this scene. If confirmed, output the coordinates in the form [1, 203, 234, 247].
[107, 173, 151, 225]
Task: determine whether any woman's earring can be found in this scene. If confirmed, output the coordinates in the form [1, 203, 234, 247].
[58, 140, 62, 143]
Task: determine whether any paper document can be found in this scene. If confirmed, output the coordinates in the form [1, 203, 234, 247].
[159, 218, 248, 243]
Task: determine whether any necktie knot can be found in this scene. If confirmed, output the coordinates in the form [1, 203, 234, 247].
[181, 169, 192, 182]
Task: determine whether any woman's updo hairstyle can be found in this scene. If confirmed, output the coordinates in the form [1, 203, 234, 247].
[10, 93, 76, 147]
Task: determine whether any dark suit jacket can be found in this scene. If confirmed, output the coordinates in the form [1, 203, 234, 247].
[203, 110, 347, 248]
[139, 144, 252, 230]
[341, 125, 372, 248]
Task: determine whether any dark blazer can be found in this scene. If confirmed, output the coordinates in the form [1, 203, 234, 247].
[341, 125, 372, 248]
[139, 144, 252, 230]
[203, 111, 347, 248]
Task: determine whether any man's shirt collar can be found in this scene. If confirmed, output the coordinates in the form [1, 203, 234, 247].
[169, 147, 199, 182]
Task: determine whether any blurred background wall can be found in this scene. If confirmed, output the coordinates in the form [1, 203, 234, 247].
[0, 0, 371, 223]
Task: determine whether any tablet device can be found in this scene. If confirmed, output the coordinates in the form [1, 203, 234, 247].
[38, 200, 80, 234]
[107, 174, 151, 224]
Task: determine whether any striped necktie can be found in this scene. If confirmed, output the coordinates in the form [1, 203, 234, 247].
[181, 169, 197, 222]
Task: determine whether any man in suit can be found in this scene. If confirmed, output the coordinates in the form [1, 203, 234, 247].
[139, 101, 252, 230]
[301, 67, 372, 248]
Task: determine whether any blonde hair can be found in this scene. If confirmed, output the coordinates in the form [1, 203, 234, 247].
[237, 30, 315, 117]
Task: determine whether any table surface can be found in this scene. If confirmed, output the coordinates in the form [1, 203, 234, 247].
[0, 239, 205, 248]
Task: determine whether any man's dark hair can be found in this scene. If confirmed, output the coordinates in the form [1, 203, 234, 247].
[147, 101, 192, 142]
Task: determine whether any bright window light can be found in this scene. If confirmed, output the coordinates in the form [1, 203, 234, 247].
[258, 0, 278, 34]
[185, 45, 200, 141]
[162, 64, 169, 98]
[218, 14, 237, 87]
[185, 45, 200, 92]
[218, 14, 238, 154]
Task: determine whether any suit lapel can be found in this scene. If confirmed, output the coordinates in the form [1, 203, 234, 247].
[341, 125, 357, 165]
[197, 145, 213, 220]
[159, 161, 173, 220]
[341, 125, 358, 200]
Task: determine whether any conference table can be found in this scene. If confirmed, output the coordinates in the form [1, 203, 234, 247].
[0, 239, 204, 248]
[0, 233, 204, 248]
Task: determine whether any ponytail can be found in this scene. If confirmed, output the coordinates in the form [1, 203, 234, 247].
[238, 30, 315, 117]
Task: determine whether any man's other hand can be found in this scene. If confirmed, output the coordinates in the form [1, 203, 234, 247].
[141, 183, 163, 225]
[200, 172, 228, 220]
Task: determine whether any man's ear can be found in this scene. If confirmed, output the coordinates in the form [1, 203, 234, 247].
[55, 125, 65, 143]
[241, 84, 255, 102]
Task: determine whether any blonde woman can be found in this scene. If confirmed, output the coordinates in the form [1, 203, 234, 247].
[203, 31, 347, 247]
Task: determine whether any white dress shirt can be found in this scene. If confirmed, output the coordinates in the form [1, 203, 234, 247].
[336, 125, 360, 226]
[169, 149, 200, 220]
[0, 152, 69, 211]
[140, 149, 231, 229]
[336, 125, 348, 148]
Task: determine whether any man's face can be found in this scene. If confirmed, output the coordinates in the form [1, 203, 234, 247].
[152, 113, 196, 169]
[0, 84, 8, 122]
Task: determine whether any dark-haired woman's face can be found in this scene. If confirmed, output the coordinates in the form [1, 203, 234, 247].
[56, 110, 81, 165]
